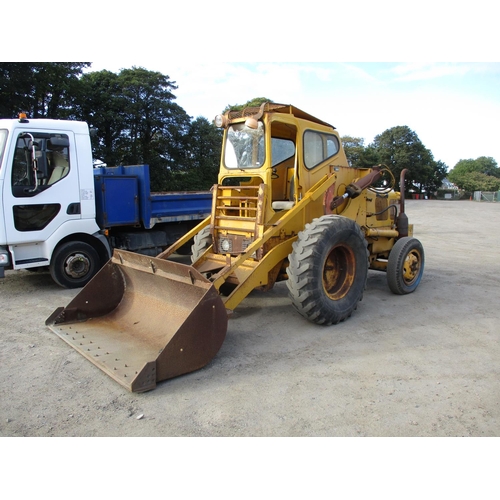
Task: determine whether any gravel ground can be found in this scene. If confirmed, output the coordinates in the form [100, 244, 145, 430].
[1, 200, 499, 438]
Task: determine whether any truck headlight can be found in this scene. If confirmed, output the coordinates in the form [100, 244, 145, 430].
[0, 249, 10, 266]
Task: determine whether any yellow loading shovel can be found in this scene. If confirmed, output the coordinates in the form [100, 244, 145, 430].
[46, 250, 228, 392]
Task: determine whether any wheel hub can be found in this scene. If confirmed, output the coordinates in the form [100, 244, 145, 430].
[403, 251, 421, 283]
[322, 245, 355, 300]
[65, 253, 91, 279]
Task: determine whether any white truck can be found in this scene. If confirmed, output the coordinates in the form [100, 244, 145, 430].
[0, 114, 211, 287]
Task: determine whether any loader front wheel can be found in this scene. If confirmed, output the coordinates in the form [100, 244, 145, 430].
[287, 215, 368, 325]
[50, 241, 100, 289]
[191, 226, 212, 263]
[387, 237, 424, 294]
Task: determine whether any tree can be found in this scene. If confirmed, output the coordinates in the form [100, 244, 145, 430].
[420, 159, 449, 195]
[77, 66, 191, 191]
[76, 70, 128, 167]
[448, 157, 500, 192]
[223, 97, 273, 113]
[118, 67, 190, 170]
[341, 136, 365, 167]
[341, 136, 381, 168]
[372, 125, 438, 194]
[0, 63, 90, 119]
[181, 117, 222, 190]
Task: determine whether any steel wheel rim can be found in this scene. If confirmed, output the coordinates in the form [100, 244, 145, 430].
[402, 249, 421, 285]
[322, 244, 355, 300]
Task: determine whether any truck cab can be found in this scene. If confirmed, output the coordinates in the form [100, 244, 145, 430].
[0, 115, 212, 288]
[0, 115, 109, 285]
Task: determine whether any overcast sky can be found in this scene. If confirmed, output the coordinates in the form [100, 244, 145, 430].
[87, 62, 500, 169]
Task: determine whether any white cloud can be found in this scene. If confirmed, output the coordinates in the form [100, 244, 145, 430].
[389, 62, 498, 82]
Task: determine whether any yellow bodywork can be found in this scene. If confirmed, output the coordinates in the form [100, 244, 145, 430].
[159, 103, 403, 313]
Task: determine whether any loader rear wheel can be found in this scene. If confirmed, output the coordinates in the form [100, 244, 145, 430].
[287, 215, 369, 325]
[387, 237, 424, 294]
[50, 241, 100, 289]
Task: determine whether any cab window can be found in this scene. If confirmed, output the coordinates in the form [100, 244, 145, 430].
[303, 130, 339, 169]
[224, 122, 265, 169]
[11, 133, 70, 197]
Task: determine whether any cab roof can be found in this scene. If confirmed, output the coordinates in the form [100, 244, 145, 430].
[227, 102, 335, 129]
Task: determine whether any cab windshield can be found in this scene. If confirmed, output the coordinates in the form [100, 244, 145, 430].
[0, 129, 8, 171]
[224, 122, 265, 169]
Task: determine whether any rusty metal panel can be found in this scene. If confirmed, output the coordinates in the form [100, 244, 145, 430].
[375, 196, 389, 221]
[47, 250, 227, 392]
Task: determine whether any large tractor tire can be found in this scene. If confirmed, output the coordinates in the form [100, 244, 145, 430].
[287, 215, 369, 325]
[387, 237, 424, 294]
[50, 241, 101, 289]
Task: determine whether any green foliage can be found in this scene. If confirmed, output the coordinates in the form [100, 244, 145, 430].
[178, 117, 222, 190]
[341, 136, 380, 168]
[0, 62, 90, 119]
[76, 70, 128, 167]
[448, 157, 500, 191]
[372, 126, 434, 192]
[422, 159, 449, 194]
[341, 136, 365, 166]
[342, 126, 449, 195]
[222, 97, 273, 113]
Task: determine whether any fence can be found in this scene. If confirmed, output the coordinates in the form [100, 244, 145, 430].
[473, 191, 500, 202]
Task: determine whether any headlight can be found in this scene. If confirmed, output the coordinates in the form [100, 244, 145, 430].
[219, 238, 232, 253]
[214, 114, 228, 128]
[0, 250, 10, 266]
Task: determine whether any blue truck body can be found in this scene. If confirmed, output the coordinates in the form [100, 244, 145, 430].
[93, 164, 212, 230]
[91, 164, 212, 257]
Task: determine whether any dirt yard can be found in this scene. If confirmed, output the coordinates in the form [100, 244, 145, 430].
[1, 200, 499, 437]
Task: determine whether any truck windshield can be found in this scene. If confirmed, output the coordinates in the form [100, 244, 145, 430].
[224, 122, 265, 169]
[0, 129, 7, 170]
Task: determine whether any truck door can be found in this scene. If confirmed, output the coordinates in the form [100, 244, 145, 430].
[3, 129, 81, 266]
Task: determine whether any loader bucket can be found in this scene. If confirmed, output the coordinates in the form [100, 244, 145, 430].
[46, 250, 228, 392]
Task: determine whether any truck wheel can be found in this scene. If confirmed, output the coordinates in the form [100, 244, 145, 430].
[287, 215, 369, 325]
[50, 241, 100, 289]
[191, 226, 212, 263]
[387, 237, 424, 294]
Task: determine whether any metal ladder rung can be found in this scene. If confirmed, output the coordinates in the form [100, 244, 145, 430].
[216, 205, 257, 211]
[214, 225, 256, 233]
[217, 196, 259, 201]
[216, 215, 257, 222]
[217, 185, 260, 190]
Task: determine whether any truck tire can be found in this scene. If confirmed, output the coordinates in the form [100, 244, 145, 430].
[191, 226, 213, 263]
[387, 237, 424, 294]
[287, 215, 369, 325]
[50, 241, 100, 289]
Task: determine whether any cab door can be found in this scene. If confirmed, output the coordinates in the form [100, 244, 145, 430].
[300, 128, 343, 220]
[3, 128, 81, 265]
